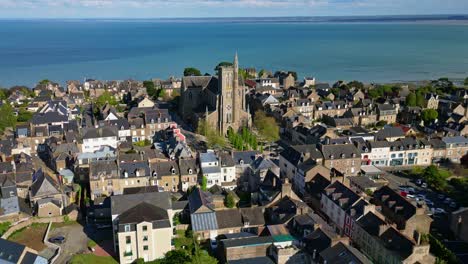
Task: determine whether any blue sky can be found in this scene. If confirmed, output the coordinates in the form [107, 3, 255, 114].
[0, 0, 467, 18]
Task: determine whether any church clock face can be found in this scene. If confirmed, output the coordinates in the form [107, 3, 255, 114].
[226, 104, 232, 111]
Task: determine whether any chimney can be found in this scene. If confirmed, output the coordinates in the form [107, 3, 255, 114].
[281, 178, 292, 198]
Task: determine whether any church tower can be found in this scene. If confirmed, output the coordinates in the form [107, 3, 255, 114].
[218, 53, 245, 134]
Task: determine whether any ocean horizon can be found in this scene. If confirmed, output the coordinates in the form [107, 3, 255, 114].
[0, 15, 467, 87]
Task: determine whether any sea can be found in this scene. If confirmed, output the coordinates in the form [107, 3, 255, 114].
[0, 15, 468, 87]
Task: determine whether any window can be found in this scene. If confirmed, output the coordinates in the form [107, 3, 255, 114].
[126, 236, 131, 244]
[143, 245, 149, 251]
[142, 226, 147, 231]
[124, 225, 131, 232]
[143, 236, 148, 241]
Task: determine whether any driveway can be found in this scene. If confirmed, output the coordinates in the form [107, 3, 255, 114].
[49, 223, 89, 264]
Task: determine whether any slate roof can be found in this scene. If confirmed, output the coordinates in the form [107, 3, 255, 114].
[182, 76, 218, 93]
[320, 242, 372, 264]
[111, 191, 171, 216]
[356, 211, 387, 236]
[119, 161, 150, 178]
[321, 144, 360, 159]
[280, 145, 322, 166]
[151, 160, 179, 178]
[89, 160, 119, 179]
[373, 185, 417, 221]
[324, 181, 361, 211]
[119, 202, 169, 224]
[0, 238, 26, 263]
[82, 126, 118, 139]
[232, 151, 258, 166]
[32, 112, 68, 125]
[30, 171, 60, 198]
[222, 236, 274, 248]
[240, 207, 265, 226]
[375, 127, 405, 141]
[216, 209, 243, 229]
[188, 187, 215, 214]
[227, 257, 275, 264]
[178, 158, 198, 175]
[380, 227, 415, 259]
[219, 152, 236, 167]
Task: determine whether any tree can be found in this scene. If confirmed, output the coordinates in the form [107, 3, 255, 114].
[406, 92, 417, 107]
[422, 165, 450, 192]
[421, 109, 438, 124]
[465, 77, 468, 86]
[254, 111, 280, 142]
[184, 67, 202, 77]
[258, 69, 266, 78]
[415, 92, 426, 108]
[201, 176, 208, 191]
[143, 80, 157, 98]
[196, 119, 226, 148]
[347, 80, 364, 90]
[225, 192, 236, 208]
[0, 103, 16, 132]
[160, 250, 191, 264]
[95, 90, 118, 109]
[191, 250, 218, 264]
[17, 108, 33, 123]
[214, 62, 233, 71]
[39, 79, 50, 85]
[288, 71, 298, 80]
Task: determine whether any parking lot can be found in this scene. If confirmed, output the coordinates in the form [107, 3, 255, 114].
[384, 171, 460, 216]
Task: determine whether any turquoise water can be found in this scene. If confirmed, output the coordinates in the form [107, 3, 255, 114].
[0, 19, 467, 87]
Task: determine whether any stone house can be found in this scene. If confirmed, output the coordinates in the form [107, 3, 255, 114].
[320, 144, 361, 176]
[151, 160, 180, 192]
[372, 186, 432, 238]
[178, 158, 199, 192]
[376, 103, 397, 124]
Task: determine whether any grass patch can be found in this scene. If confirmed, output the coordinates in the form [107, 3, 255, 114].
[0, 222, 11, 236]
[8, 223, 48, 251]
[69, 254, 118, 264]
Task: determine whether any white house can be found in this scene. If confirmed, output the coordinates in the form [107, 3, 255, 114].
[200, 151, 222, 188]
[82, 127, 118, 153]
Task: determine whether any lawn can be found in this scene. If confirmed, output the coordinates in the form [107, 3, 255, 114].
[69, 254, 118, 264]
[8, 223, 48, 251]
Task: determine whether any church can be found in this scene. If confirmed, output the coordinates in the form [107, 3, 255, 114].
[179, 54, 251, 134]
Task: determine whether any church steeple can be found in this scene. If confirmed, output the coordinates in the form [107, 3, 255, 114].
[232, 52, 240, 123]
[234, 52, 239, 72]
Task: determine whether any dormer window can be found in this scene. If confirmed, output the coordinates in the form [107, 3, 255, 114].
[341, 154, 345, 158]
[188, 169, 193, 174]
[152, 171, 157, 177]
[135, 170, 140, 177]
[352, 153, 356, 158]
[124, 171, 128, 178]
[171, 168, 176, 174]
[330, 155, 334, 159]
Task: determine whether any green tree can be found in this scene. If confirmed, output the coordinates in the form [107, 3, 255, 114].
[421, 109, 438, 124]
[0, 104, 17, 132]
[39, 79, 50, 85]
[184, 67, 202, 77]
[95, 90, 118, 109]
[254, 111, 279, 142]
[464, 77, 468, 86]
[225, 192, 236, 208]
[406, 92, 417, 107]
[214, 62, 233, 71]
[288, 71, 298, 80]
[201, 176, 208, 191]
[347, 80, 364, 90]
[422, 165, 450, 192]
[416, 92, 426, 107]
[191, 250, 218, 264]
[143, 80, 157, 98]
[196, 119, 226, 148]
[0, 88, 8, 100]
[160, 250, 191, 264]
[16, 108, 33, 123]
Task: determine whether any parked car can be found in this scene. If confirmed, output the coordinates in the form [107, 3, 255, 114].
[406, 194, 415, 199]
[450, 202, 457, 209]
[210, 239, 217, 249]
[425, 199, 434, 207]
[438, 194, 445, 200]
[421, 183, 428, 188]
[416, 179, 423, 185]
[433, 208, 447, 215]
[96, 224, 112, 230]
[49, 236, 66, 244]
[444, 198, 452, 204]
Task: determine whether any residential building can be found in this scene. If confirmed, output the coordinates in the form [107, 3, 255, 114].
[372, 186, 432, 238]
[178, 158, 199, 192]
[320, 144, 361, 176]
[0, 238, 48, 264]
[376, 103, 397, 124]
[82, 126, 118, 153]
[111, 192, 174, 263]
[442, 136, 468, 163]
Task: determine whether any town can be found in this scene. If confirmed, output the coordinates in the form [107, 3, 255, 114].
[0, 54, 467, 264]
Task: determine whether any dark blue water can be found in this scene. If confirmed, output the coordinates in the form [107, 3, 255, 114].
[0, 18, 468, 87]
